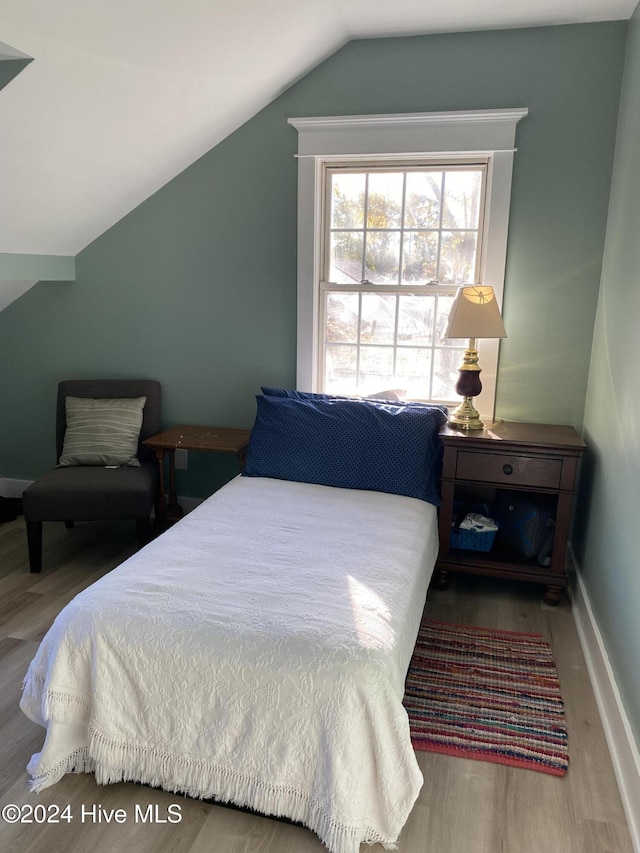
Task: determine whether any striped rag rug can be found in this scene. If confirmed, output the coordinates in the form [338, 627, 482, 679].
[404, 619, 568, 776]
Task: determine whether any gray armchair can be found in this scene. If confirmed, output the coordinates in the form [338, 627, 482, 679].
[23, 379, 161, 573]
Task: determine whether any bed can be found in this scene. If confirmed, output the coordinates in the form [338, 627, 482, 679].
[20, 391, 447, 853]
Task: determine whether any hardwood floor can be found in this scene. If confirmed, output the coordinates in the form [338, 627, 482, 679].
[0, 517, 633, 853]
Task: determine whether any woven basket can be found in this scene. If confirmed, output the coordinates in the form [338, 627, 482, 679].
[450, 524, 497, 552]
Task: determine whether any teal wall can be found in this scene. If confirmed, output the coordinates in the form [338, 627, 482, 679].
[578, 4, 640, 747]
[0, 21, 626, 499]
[0, 57, 31, 93]
[0, 253, 75, 281]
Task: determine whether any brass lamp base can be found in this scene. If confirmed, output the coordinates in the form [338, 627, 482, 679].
[448, 396, 484, 430]
[448, 338, 485, 430]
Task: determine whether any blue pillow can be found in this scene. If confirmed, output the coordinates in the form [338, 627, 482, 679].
[244, 395, 447, 505]
[260, 386, 297, 397]
[261, 387, 350, 401]
[261, 387, 432, 406]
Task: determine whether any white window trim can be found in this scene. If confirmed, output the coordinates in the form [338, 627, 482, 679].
[288, 108, 528, 420]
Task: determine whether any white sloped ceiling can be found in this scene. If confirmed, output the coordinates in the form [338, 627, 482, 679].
[0, 0, 635, 263]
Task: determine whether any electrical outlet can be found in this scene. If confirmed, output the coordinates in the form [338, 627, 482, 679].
[174, 448, 188, 470]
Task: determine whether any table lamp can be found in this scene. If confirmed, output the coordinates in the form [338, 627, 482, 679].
[444, 284, 507, 430]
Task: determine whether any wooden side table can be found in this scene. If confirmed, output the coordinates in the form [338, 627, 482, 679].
[434, 421, 586, 604]
[143, 425, 251, 524]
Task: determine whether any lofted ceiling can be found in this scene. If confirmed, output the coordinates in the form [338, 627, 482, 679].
[0, 0, 635, 261]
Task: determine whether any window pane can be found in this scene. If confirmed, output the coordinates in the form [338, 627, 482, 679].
[330, 232, 364, 283]
[432, 347, 464, 399]
[439, 231, 478, 284]
[401, 230, 439, 283]
[434, 293, 457, 345]
[326, 292, 359, 343]
[395, 347, 432, 398]
[361, 293, 396, 344]
[326, 344, 357, 393]
[367, 172, 403, 228]
[331, 173, 365, 228]
[365, 231, 400, 283]
[358, 346, 394, 391]
[442, 170, 482, 229]
[405, 172, 442, 228]
[397, 294, 435, 346]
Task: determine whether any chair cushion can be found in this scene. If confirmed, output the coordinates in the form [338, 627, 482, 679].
[58, 396, 146, 467]
[23, 463, 157, 522]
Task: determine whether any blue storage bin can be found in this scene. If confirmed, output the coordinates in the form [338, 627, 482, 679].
[450, 502, 498, 552]
[450, 525, 497, 552]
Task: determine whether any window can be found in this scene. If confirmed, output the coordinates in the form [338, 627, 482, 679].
[322, 162, 487, 400]
[289, 109, 527, 416]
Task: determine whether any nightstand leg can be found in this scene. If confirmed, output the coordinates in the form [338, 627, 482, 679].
[431, 568, 451, 590]
[543, 585, 565, 606]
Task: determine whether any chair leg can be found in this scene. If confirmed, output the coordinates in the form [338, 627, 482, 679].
[26, 521, 43, 573]
[136, 518, 151, 549]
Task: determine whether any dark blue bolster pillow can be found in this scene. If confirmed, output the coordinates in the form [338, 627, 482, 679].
[243, 394, 447, 505]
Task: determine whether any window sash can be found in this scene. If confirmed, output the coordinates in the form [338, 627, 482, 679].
[322, 161, 488, 288]
[318, 161, 488, 401]
[319, 284, 464, 402]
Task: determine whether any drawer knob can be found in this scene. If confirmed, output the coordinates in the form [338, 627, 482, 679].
[503, 463, 513, 475]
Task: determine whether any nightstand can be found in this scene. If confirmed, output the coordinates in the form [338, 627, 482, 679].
[434, 421, 586, 604]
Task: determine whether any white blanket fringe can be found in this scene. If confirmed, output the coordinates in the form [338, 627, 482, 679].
[88, 727, 390, 853]
[22, 673, 406, 853]
[28, 747, 95, 794]
[22, 671, 91, 726]
[42, 689, 91, 723]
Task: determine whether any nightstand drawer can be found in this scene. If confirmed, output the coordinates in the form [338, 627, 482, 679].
[455, 451, 563, 489]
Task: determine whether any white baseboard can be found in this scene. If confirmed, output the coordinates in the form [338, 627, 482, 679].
[569, 549, 640, 852]
[0, 477, 31, 498]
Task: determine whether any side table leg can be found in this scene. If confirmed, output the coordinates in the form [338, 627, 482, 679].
[235, 445, 248, 471]
[166, 449, 184, 523]
[153, 448, 167, 524]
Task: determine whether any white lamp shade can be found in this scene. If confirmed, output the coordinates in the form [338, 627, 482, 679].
[445, 285, 507, 340]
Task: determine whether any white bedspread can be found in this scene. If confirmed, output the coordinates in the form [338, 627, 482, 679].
[21, 476, 438, 853]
